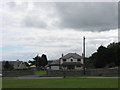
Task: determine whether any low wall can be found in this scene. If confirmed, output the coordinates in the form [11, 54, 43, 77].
[47, 68, 118, 77]
[86, 68, 118, 76]
[3, 69, 35, 77]
[47, 70, 83, 77]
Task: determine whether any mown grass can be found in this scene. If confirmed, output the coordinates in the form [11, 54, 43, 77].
[35, 70, 46, 75]
[2, 78, 118, 88]
[0, 77, 2, 89]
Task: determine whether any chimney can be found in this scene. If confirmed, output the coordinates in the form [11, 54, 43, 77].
[62, 53, 64, 57]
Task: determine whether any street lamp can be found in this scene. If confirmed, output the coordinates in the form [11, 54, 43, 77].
[83, 36, 86, 75]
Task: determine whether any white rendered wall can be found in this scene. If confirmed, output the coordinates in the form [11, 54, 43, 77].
[60, 57, 82, 64]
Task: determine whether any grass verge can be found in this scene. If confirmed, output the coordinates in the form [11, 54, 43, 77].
[2, 78, 118, 88]
[35, 70, 46, 75]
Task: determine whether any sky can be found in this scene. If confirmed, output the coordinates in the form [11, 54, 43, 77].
[0, 1, 118, 61]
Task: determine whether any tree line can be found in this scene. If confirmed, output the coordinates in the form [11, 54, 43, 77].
[87, 42, 120, 68]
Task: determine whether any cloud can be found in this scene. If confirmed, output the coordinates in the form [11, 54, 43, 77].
[22, 2, 59, 29]
[23, 15, 47, 28]
[1, 2, 118, 61]
[6, 2, 28, 11]
[2, 26, 118, 60]
[1, 2, 118, 31]
[55, 2, 118, 31]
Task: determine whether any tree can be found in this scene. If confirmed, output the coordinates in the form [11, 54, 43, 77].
[85, 57, 94, 69]
[24, 62, 30, 67]
[107, 42, 120, 66]
[33, 55, 41, 68]
[92, 46, 108, 68]
[29, 54, 48, 70]
[3, 61, 14, 70]
[89, 42, 120, 68]
[41, 54, 48, 67]
[28, 60, 35, 66]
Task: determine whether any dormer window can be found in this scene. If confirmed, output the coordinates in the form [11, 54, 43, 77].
[77, 59, 81, 61]
[63, 59, 66, 62]
[71, 59, 73, 62]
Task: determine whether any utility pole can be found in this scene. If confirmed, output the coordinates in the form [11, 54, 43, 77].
[83, 36, 86, 75]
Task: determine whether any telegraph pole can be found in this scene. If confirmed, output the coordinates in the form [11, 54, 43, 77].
[83, 36, 86, 75]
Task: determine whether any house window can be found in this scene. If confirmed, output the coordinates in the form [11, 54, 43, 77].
[63, 59, 66, 62]
[71, 59, 73, 62]
[77, 59, 81, 61]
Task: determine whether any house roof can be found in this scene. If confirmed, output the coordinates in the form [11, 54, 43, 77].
[48, 60, 59, 66]
[1, 60, 27, 68]
[61, 62, 82, 66]
[47, 61, 53, 64]
[60, 53, 82, 59]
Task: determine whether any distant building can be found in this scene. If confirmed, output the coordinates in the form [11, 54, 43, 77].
[60, 53, 83, 70]
[46, 60, 60, 70]
[47, 53, 83, 70]
[1, 60, 28, 70]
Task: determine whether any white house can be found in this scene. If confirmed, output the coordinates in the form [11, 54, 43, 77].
[60, 53, 83, 70]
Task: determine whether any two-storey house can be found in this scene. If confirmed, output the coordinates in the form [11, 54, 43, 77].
[60, 53, 83, 70]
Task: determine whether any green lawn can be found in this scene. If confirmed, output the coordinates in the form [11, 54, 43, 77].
[0, 78, 2, 89]
[35, 70, 46, 75]
[2, 78, 118, 88]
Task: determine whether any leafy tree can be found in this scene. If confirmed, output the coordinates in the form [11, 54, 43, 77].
[28, 60, 35, 66]
[3, 61, 14, 70]
[33, 55, 41, 68]
[24, 62, 30, 67]
[29, 54, 48, 69]
[41, 54, 48, 67]
[107, 42, 120, 66]
[89, 42, 120, 68]
[84, 57, 94, 69]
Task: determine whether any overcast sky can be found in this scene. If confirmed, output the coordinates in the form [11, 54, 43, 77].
[0, 1, 118, 61]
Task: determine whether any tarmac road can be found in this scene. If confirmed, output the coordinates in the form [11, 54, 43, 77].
[2, 76, 120, 79]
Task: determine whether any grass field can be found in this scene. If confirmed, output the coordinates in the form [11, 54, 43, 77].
[0, 78, 2, 89]
[2, 78, 118, 88]
[35, 70, 46, 75]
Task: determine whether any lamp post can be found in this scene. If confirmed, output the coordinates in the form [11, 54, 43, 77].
[83, 36, 86, 75]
